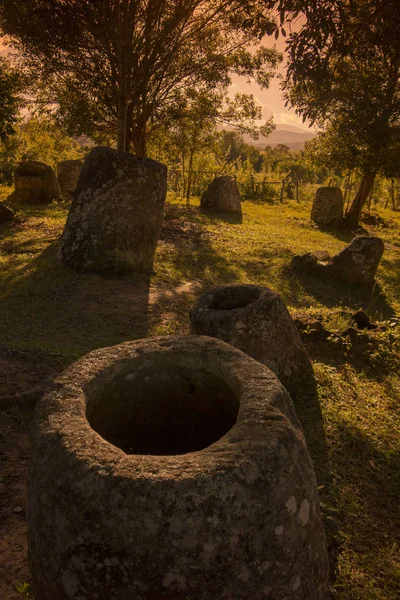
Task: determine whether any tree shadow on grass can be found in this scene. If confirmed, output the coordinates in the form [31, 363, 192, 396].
[158, 205, 241, 285]
[0, 241, 152, 365]
[290, 372, 340, 590]
[287, 267, 396, 320]
[199, 208, 243, 224]
[313, 224, 356, 244]
[333, 423, 400, 528]
[327, 423, 400, 597]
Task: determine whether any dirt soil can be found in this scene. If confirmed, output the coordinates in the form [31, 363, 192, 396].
[0, 415, 31, 599]
[0, 348, 64, 599]
[0, 347, 59, 398]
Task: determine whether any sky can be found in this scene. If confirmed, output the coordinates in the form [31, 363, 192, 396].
[230, 31, 314, 133]
[1, 28, 313, 133]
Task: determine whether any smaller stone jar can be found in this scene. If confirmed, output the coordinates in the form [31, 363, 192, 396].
[190, 284, 314, 397]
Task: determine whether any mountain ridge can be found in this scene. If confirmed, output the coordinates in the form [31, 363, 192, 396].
[243, 125, 316, 150]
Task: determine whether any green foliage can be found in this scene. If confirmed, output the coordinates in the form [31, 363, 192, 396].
[15, 581, 33, 598]
[269, 0, 400, 225]
[0, 56, 22, 142]
[0, 116, 87, 184]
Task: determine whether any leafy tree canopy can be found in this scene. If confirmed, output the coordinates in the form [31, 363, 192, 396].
[0, 55, 22, 142]
[0, 0, 281, 156]
[265, 0, 400, 226]
[0, 116, 86, 184]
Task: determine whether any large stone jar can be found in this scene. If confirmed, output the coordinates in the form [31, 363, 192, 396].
[311, 187, 344, 227]
[57, 159, 83, 199]
[28, 335, 328, 600]
[190, 284, 314, 398]
[59, 146, 167, 273]
[200, 175, 242, 220]
[10, 160, 60, 204]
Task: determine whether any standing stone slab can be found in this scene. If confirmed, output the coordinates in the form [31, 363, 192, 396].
[311, 187, 344, 227]
[57, 159, 83, 199]
[60, 147, 167, 273]
[10, 160, 60, 204]
[327, 235, 384, 285]
[190, 284, 314, 398]
[200, 175, 242, 219]
[28, 335, 328, 600]
[291, 236, 384, 286]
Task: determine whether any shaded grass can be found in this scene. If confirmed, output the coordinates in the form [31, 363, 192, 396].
[315, 362, 400, 599]
[1, 189, 400, 598]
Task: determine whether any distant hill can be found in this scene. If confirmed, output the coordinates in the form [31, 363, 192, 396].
[243, 124, 316, 151]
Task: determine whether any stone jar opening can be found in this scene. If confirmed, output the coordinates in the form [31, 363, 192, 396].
[86, 362, 239, 456]
[209, 285, 263, 311]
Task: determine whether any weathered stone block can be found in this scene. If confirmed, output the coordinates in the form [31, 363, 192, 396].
[311, 187, 344, 227]
[57, 159, 83, 198]
[10, 160, 60, 204]
[293, 313, 330, 340]
[28, 335, 328, 600]
[327, 235, 384, 284]
[190, 284, 314, 398]
[200, 175, 242, 219]
[60, 147, 167, 273]
[291, 236, 384, 286]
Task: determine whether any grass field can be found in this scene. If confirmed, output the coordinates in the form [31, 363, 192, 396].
[1, 186, 400, 599]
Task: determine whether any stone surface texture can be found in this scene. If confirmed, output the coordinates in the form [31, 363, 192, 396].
[57, 159, 83, 198]
[327, 235, 384, 284]
[293, 313, 330, 341]
[10, 160, 60, 204]
[290, 252, 327, 274]
[190, 284, 314, 398]
[291, 236, 384, 285]
[28, 335, 328, 600]
[200, 175, 242, 218]
[311, 187, 344, 226]
[0, 203, 14, 222]
[60, 147, 167, 273]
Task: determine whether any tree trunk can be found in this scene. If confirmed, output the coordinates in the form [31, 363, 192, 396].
[132, 123, 147, 158]
[343, 171, 350, 207]
[367, 179, 374, 210]
[345, 171, 353, 212]
[385, 184, 390, 209]
[345, 172, 376, 229]
[186, 150, 194, 204]
[117, 96, 128, 152]
[181, 152, 186, 199]
[391, 179, 396, 210]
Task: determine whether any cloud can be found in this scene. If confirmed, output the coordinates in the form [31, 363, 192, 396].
[278, 112, 306, 127]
